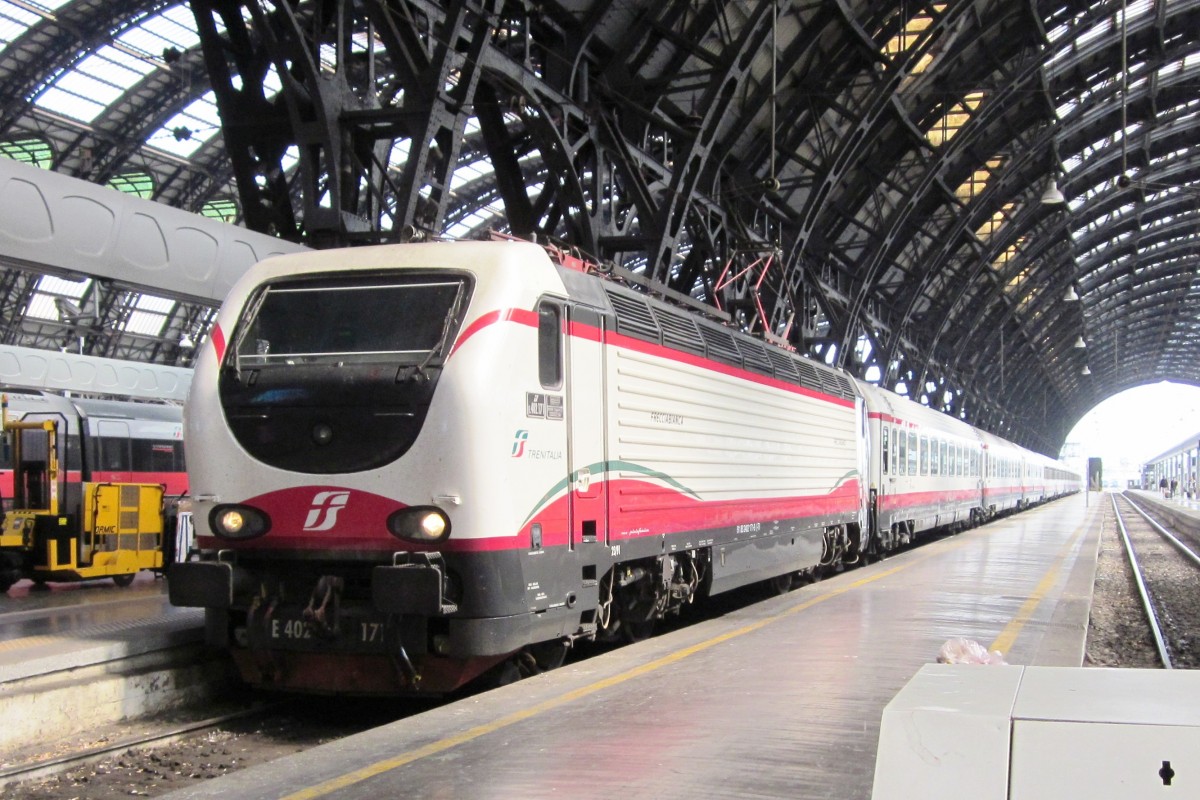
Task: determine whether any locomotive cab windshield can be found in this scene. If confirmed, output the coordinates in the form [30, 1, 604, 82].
[232, 274, 467, 367]
[219, 271, 473, 474]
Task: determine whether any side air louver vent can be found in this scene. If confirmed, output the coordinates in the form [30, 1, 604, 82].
[698, 324, 741, 366]
[814, 367, 854, 401]
[827, 372, 854, 401]
[794, 359, 825, 394]
[653, 307, 705, 355]
[737, 338, 774, 376]
[767, 349, 801, 383]
[606, 290, 660, 343]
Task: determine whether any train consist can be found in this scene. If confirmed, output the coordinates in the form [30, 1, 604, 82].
[168, 239, 1080, 695]
[0, 390, 186, 590]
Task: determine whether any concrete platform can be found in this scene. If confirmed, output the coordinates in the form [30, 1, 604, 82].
[0, 577, 221, 757]
[157, 492, 1103, 800]
[1124, 488, 1200, 537]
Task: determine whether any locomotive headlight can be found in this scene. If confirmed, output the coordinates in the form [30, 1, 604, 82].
[387, 506, 451, 543]
[210, 504, 271, 540]
[222, 509, 244, 532]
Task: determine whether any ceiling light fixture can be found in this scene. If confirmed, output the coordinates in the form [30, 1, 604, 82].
[1041, 178, 1065, 205]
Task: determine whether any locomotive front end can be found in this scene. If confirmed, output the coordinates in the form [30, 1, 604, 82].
[170, 242, 567, 695]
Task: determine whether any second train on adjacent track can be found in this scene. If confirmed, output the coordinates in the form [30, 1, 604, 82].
[169, 239, 1080, 695]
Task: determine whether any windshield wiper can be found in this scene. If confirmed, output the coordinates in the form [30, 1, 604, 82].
[230, 289, 269, 382]
[412, 283, 466, 382]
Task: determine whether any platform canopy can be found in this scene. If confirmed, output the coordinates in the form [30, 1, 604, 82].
[0, 0, 1196, 454]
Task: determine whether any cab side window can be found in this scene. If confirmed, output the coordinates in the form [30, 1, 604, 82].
[537, 302, 562, 389]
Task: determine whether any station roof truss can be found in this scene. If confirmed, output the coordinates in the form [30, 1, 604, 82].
[0, 0, 1197, 455]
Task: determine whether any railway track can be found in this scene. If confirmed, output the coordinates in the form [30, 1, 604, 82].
[1110, 493, 1200, 669]
[0, 704, 281, 789]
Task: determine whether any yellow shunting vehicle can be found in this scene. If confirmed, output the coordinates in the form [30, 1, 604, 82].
[1, 394, 164, 590]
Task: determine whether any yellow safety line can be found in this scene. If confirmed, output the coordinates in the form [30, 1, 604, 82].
[281, 516, 1085, 800]
[988, 523, 1087, 656]
[0, 634, 70, 654]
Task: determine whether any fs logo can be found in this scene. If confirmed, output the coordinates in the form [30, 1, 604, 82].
[303, 490, 350, 531]
[512, 429, 530, 458]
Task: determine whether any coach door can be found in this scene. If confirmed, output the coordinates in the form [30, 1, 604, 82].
[565, 305, 607, 549]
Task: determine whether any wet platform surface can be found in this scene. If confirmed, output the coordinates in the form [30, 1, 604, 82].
[156, 492, 1104, 800]
[0, 573, 202, 682]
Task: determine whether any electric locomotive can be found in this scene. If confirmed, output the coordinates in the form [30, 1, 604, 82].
[169, 238, 1080, 695]
[168, 239, 884, 694]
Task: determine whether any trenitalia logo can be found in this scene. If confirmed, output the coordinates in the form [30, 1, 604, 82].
[303, 490, 351, 531]
[512, 429, 529, 458]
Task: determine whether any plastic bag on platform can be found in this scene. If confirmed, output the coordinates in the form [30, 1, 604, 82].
[937, 637, 1008, 665]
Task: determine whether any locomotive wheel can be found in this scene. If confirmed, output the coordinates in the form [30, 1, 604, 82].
[111, 573, 136, 588]
[770, 573, 794, 595]
[527, 640, 569, 671]
[0, 570, 18, 593]
[621, 617, 656, 643]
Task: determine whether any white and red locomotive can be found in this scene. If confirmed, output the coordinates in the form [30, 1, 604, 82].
[168, 239, 1079, 694]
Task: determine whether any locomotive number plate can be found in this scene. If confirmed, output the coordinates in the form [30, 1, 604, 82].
[262, 614, 390, 653]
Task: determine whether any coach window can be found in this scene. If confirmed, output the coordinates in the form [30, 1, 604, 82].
[537, 301, 563, 388]
[897, 430, 907, 475]
[919, 436, 929, 476]
[65, 433, 82, 471]
[134, 441, 182, 472]
[891, 428, 899, 475]
[881, 427, 889, 474]
[907, 431, 918, 475]
[97, 430, 130, 472]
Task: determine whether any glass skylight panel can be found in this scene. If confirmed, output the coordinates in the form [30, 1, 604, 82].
[27, 275, 88, 321]
[0, 137, 52, 167]
[1075, 18, 1110, 50]
[35, 43, 154, 123]
[388, 139, 412, 170]
[450, 160, 489, 191]
[26, 293, 59, 320]
[277, 144, 298, 175]
[39, 275, 88, 298]
[444, 206, 501, 239]
[264, 66, 282, 95]
[925, 92, 984, 147]
[0, 3, 40, 45]
[36, 79, 107, 123]
[1055, 98, 1078, 119]
[122, 4, 202, 54]
[93, 42, 156, 80]
[125, 308, 168, 336]
[320, 42, 337, 71]
[201, 199, 238, 221]
[134, 293, 174, 314]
